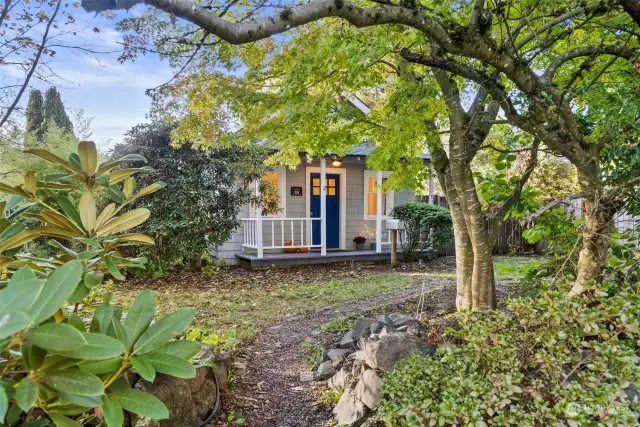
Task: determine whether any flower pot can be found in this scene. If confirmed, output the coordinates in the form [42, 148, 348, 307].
[356, 242, 365, 251]
[370, 243, 376, 250]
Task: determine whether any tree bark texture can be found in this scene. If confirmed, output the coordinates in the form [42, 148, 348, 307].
[571, 196, 616, 295]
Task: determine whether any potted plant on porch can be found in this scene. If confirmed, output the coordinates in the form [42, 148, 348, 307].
[353, 236, 367, 251]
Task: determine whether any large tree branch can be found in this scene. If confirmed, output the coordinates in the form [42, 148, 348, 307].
[400, 49, 526, 128]
[82, 0, 455, 47]
[468, 0, 486, 34]
[500, 138, 540, 217]
[543, 45, 637, 82]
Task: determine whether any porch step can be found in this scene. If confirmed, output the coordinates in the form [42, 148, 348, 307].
[235, 249, 403, 268]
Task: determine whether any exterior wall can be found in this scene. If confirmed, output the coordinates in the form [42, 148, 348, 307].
[217, 158, 421, 263]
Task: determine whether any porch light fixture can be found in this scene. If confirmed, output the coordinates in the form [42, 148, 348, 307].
[332, 156, 342, 167]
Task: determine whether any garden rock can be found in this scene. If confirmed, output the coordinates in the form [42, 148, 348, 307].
[317, 361, 336, 380]
[352, 317, 376, 341]
[339, 331, 357, 349]
[328, 367, 350, 390]
[354, 370, 383, 410]
[389, 313, 412, 327]
[132, 367, 217, 427]
[327, 348, 349, 364]
[333, 389, 367, 426]
[377, 314, 395, 327]
[363, 332, 436, 372]
[369, 320, 385, 334]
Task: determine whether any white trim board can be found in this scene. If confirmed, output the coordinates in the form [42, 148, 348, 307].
[305, 166, 347, 250]
[363, 170, 394, 220]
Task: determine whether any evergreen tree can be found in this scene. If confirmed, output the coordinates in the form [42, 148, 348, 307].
[43, 87, 73, 132]
[25, 89, 44, 141]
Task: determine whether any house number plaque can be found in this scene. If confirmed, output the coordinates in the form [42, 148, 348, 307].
[290, 186, 303, 196]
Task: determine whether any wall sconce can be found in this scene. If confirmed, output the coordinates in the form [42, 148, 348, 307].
[331, 156, 342, 167]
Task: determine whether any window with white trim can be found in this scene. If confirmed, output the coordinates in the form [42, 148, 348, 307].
[254, 167, 286, 217]
[364, 170, 394, 219]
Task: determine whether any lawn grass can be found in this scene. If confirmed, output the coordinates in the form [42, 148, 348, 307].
[113, 272, 413, 348]
[110, 255, 540, 350]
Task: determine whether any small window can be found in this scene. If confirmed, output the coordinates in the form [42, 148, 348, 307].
[258, 167, 286, 217]
[364, 171, 394, 219]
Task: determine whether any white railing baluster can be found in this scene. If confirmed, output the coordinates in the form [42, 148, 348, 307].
[271, 221, 275, 248]
[290, 221, 294, 246]
[300, 219, 304, 246]
[281, 220, 284, 247]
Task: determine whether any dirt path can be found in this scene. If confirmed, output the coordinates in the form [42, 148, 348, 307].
[229, 277, 454, 427]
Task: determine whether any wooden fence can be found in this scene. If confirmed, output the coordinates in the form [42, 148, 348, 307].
[415, 196, 639, 255]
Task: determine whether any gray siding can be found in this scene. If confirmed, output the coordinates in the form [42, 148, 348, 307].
[218, 159, 418, 262]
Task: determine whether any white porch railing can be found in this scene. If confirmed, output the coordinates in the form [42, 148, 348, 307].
[241, 217, 322, 250]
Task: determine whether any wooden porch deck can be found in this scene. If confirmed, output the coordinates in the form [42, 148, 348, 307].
[236, 249, 403, 268]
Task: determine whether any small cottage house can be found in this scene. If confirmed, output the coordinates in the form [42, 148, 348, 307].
[213, 143, 434, 267]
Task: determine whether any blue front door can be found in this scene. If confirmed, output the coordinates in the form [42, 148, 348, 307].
[311, 173, 340, 248]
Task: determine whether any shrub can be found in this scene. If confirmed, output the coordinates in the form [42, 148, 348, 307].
[0, 142, 197, 426]
[390, 202, 452, 261]
[379, 275, 640, 426]
[115, 122, 273, 272]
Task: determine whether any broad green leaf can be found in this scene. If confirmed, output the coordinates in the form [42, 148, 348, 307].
[139, 352, 196, 379]
[130, 356, 156, 382]
[132, 308, 194, 355]
[123, 177, 134, 198]
[27, 323, 87, 352]
[78, 357, 123, 374]
[28, 260, 83, 323]
[67, 283, 90, 305]
[116, 154, 147, 163]
[0, 222, 27, 244]
[0, 229, 40, 253]
[105, 187, 125, 204]
[42, 370, 104, 397]
[0, 379, 16, 399]
[15, 377, 38, 411]
[90, 303, 114, 334]
[22, 342, 46, 370]
[111, 318, 128, 348]
[17, 419, 50, 427]
[111, 389, 168, 419]
[129, 182, 166, 203]
[102, 394, 124, 427]
[50, 404, 93, 416]
[79, 191, 97, 233]
[156, 341, 202, 359]
[96, 209, 151, 237]
[23, 149, 79, 173]
[0, 386, 7, 424]
[55, 195, 83, 229]
[0, 311, 32, 339]
[96, 204, 116, 230]
[40, 355, 81, 372]
[58, 391, 102, 408]
[115, 234, 155, 245]
[53, 332, 125, 360]
[50, 413, 84, 427]
[8, 266, 35, 284]
[23, 172, 37, 194]
[104, 256, 125, 281]
[123, 290, 154, 349]
[0, 278, 44, 315]
[78, 141, 98, 176]
[67, 313, 86, 331]
[83, 271, 104, 288]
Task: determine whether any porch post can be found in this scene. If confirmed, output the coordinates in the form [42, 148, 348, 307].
[428, 163, 435, 204]
[320, 158, 327, 256]
[255, 178, 264, 259]
[376, 170, 382, 254]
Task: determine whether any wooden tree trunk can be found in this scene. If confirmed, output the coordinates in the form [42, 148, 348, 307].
[571, 197, 616, 295]
[450, 156, 496, 309]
